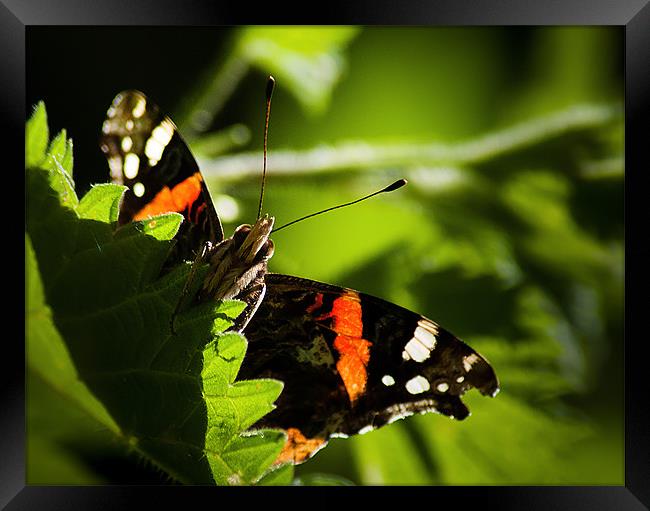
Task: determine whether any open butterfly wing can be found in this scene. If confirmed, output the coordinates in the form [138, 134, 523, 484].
[241, 273, 499, 464]
[100, 90, 223, 263]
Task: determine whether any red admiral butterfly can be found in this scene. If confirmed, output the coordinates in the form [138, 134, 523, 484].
[100, 79, 499, 466]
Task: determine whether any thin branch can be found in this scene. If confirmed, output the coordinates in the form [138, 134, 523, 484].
[176, 54, 250, 141]
[196, 103, 621, 182]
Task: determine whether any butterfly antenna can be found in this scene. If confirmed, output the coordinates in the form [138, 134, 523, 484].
[257, 75, 275, 220]
[272, 179, 408, 233]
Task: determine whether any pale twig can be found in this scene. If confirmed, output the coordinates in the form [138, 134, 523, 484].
[195, 103, 621, 182]
[176, 54, 250, 141]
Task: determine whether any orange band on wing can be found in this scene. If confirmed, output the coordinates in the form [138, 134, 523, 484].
[133, 172, 203, 220]
[317, 293, 372, 404]
[275, 427, 326, 465]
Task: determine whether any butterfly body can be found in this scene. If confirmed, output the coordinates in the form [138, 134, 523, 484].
[198, 216, 275, 331]
[100, 89, 499, 466]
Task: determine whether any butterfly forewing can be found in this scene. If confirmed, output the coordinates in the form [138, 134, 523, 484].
[100, 90, 223, 262]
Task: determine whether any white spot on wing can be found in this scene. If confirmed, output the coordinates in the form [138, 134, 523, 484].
[132, 97, 146, 118]
[121, 136, 133, 152]
[414, 325, 437, 350]
[125, 119, 134, 131]
[358, 425, 374, 435]
[384, 399, 438, 425]
[405, 375, 430, 395]
[145, 137, 165, 164]
[419, 319, 439, 333]
[456, 376, 465, 383]
[436, 382, 449, 393]
[152, 120, 174, 145]
[403, 338, 430, 362]
[107, 156, 123, 180]
[463, 353, 480, 372]
[145, 119, 174, 165]
[123, 153, 140, 179]
[133, 182, 145, 197]
[402, 319, 439, 362]
[382, 375, 395, 387]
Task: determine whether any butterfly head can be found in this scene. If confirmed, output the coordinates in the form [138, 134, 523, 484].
[231, 215, 275, 265]
[200, 215, 275, 302]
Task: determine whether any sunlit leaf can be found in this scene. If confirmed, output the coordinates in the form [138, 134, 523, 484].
[26, 110, 286, 484]
[415, 394, 593, 484]
[77, 184, 126, 224]
[25, 101, 48, 168]
[350, 425, 433, 485]
[236, 26, 360, 115]
[26, 233, 120, 435]
[293, 473, 355, 486]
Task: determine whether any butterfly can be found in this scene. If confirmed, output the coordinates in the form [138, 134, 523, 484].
[99, 82, 499, 465]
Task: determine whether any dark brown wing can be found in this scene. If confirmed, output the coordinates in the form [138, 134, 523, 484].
[100, 90, 223, 262]
[240, 273, 500, 464]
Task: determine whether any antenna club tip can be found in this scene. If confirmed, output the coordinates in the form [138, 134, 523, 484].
[384, 178, 408, 193]
[266, 76, 276, 99]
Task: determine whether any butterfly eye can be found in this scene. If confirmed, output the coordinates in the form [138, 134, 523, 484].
[233, 224, 252, 244]
[262, 239, 275, 259]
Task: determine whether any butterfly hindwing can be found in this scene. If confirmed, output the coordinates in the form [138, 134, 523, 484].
[240, 273, 499, 464]
[100, 90, 223, 262]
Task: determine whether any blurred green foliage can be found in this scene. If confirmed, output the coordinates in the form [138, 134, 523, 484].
[26, 26, 623, 485]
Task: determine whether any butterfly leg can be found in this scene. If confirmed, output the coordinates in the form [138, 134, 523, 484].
[231, 278, 266, 333]
[170, 241, 213, 334]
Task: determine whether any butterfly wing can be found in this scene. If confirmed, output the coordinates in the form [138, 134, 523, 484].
[100, 90, 223, 262]
[240, 273, 499, 464]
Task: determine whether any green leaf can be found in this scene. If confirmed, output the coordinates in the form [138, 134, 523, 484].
[61, 138, 74, 176]
[217, 429, 286, 485]
[26, 233, 120, 434]
[414, 394, 592, 484]
[202, 333, 285, 482]
[27, 435, 105, 485]
[257, 464, 295, 485]
[48, 157, 79, 209]
[77, 184, 126, 223]
[25, 101, 48, 168]
[293, 473, 355, 486]
[26, 115, 286, 484]
[350, 424, 433, 485]
[45, 130, 68, 171]
[236, 27, 360, 115]
[25, 103, 79, 209]
[138, 213, 184, 241]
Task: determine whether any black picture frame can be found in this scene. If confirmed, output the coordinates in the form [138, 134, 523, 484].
[9, 0, 648, 508]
